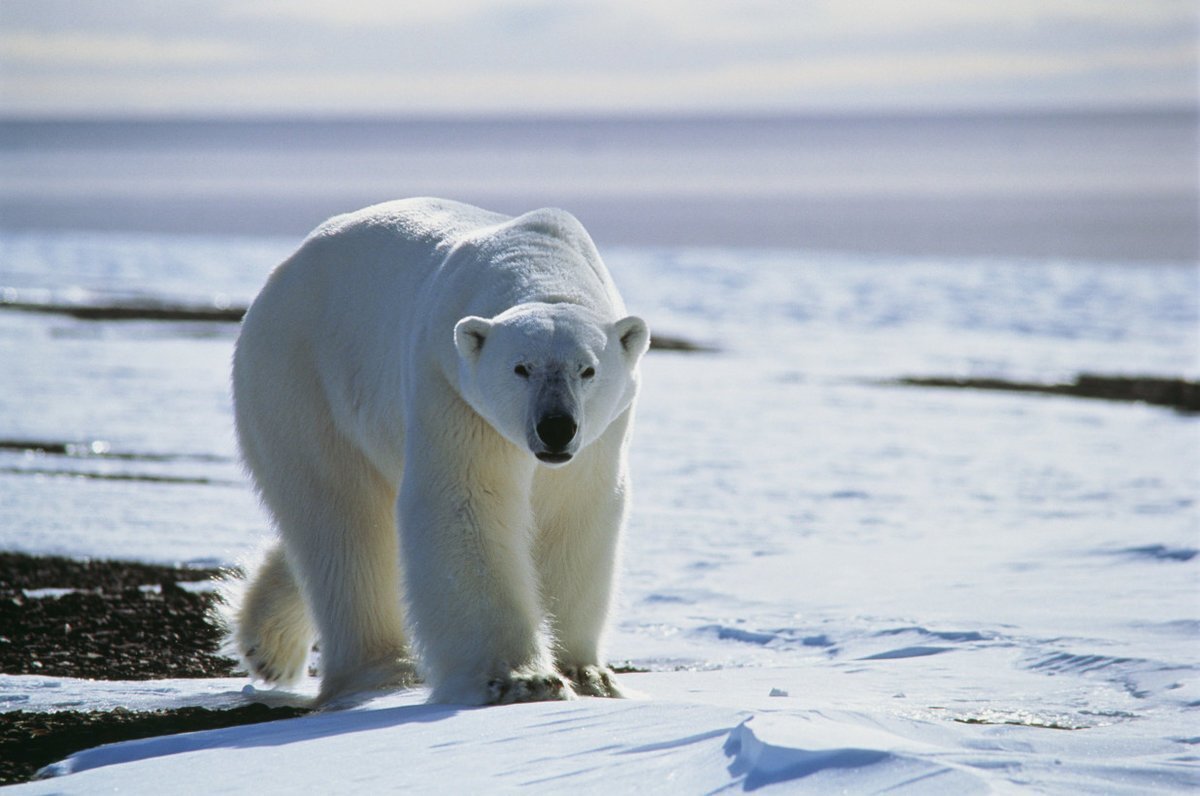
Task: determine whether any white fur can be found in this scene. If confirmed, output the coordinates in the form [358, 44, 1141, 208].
[226, 198, 648, 706]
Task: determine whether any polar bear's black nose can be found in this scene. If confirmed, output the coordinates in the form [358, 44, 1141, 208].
[536, 414, 577, 450]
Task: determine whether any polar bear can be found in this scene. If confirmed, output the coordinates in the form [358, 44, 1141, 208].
[224, 197, 649, 706]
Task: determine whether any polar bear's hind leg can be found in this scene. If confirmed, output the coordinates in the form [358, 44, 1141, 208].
[231, 543, 313, 685]
[267, 436, 416, 704]
[233, 351, 415, 702]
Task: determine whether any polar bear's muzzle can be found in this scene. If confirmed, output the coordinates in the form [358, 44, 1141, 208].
[534, 412, 578, 464]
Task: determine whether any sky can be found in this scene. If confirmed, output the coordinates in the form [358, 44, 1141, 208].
[0, 0, 1196, 116]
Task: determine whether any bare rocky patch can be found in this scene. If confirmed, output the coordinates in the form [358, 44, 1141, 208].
[0, 552, 309, 785]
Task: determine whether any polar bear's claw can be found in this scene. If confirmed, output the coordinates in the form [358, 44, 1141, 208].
[560, 664, 625, 698]
[486, 671, 575, 705]
[238, 636, 307, 686]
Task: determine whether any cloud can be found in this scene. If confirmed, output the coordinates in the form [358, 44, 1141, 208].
[782, 44, 1198, 93]
[219, 0, 504, 28]
[5, 38, 1191, 116]
[795, 0, 1193, 39]
[0, 32, 256, 67]
[216, 0, 1196, 39]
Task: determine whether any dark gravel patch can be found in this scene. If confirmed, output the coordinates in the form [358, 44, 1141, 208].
[0, 552, 235, 680]
[888, 374, 1200, 413]
[0, 551, 309, 785]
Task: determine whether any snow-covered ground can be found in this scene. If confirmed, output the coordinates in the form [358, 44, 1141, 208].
[6, 666, 1195, 794]
[1, 231, 1198, 792]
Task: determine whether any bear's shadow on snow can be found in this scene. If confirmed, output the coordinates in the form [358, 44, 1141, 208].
[59, 701, 464, 776]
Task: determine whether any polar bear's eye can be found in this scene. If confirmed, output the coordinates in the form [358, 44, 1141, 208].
[514, 364, 530, 378]
[581, 367, 596, 379]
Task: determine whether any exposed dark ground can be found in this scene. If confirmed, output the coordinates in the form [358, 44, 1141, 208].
[0, 553, 233, 680]
[0, 552, 308, 785]
[889, 374, 1200, 413]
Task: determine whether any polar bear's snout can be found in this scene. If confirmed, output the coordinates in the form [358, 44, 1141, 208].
[536, 413, 578, 462]
[528, 367, 584, 465]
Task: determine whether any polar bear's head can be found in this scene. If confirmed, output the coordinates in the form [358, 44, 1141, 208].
[454, 303, 649, 466]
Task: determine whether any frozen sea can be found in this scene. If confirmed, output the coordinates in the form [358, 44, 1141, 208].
[1, 113, 1198, 792]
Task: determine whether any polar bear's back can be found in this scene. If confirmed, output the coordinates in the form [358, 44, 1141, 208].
[311, 197, 510, 254]
[243, 198, 510, 340]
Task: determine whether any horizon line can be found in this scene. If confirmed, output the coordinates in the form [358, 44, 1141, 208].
[1, 101, 1195, 125]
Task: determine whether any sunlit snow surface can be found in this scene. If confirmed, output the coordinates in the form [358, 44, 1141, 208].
[1, 231, 1197, 792]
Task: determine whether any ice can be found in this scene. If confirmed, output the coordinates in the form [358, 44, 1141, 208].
[0, 675, 285, 715]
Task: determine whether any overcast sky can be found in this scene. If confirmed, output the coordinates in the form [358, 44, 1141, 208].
[1, 0, 1196, 116]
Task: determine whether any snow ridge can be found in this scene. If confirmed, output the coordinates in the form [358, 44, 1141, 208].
[722, 714, 987, 793]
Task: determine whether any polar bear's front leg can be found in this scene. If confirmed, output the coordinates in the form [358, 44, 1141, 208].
[399, 400, 571, 705]
[533, 408, 632, 698]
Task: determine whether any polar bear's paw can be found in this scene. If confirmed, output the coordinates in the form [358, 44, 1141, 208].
[240, 636, 309, 686]
[485, 670, 575, 705]
[559, 664, 626, 698]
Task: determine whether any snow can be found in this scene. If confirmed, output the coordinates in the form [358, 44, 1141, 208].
[1, 231, 1198, 792]
[4, 668, 1196, 793]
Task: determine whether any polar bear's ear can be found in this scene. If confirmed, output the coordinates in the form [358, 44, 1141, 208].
[454, 316, 493, 362]
[615, 316, 650, 363]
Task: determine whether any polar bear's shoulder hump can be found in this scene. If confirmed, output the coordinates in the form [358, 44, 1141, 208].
[311, 197, 510, 245]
